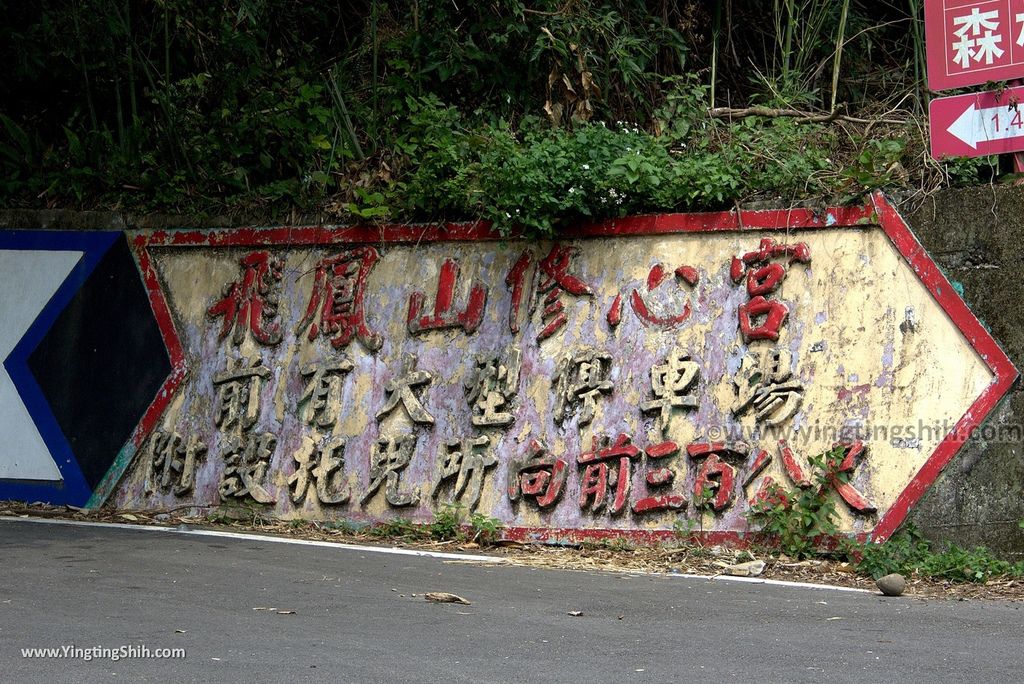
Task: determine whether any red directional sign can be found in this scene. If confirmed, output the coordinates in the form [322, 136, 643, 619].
[929, 87, 1024, 157]
[925, 0, 1024, 91]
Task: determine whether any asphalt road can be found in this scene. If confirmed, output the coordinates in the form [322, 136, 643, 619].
[1, 518, 1022, 683]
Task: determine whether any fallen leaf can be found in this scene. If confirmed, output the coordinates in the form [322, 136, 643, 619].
[567, 610, 583, 617]
[119, 513, 139, 522]
[424, 592, 471, 605]
[175, 629, 187, 634]
[826, 617, 843, 621]
[277, 610, 296, 615]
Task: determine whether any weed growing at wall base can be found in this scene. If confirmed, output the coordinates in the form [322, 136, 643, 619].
[746, 447, 845, 560]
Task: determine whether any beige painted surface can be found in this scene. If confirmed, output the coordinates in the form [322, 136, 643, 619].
[112, 226, 993, 535]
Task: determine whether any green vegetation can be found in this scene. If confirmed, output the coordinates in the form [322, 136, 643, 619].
[361, 505, 505, 546]
[366, 516, 424, 541]
[468, 512, 505, 545]
[851, 526, 1024, 583]
[746, 446, 845, 560]
[428, 503, 464, 541]
[0, 1, 1005, 231]
[747, 446, 1024, 582]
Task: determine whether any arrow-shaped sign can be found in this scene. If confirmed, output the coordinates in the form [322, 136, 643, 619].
[947, 103, 1024, 150]
[931, 87, 1024, 159]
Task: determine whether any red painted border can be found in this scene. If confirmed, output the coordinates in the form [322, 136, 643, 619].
[126, 234, 187, 453]
[867, 192, 1018, 541]
[127, 193, 1017, 544]
[135, 204, 876, 249]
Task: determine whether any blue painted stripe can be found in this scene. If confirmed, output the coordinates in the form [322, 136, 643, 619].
[0, 230, 120, 506]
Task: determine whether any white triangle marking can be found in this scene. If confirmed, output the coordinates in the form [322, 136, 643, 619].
[0, 250, 83, 481]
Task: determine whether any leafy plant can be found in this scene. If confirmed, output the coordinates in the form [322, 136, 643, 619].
[850, 526, 1024, 583]
[428, 504, 465, 541]
[367, 517, 425, 540]
[469, 512, 504, 545]
[841, 137, 908, 197]
[746, 446, 846, 559]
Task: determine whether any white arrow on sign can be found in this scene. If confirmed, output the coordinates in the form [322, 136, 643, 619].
[947, 102, 1024, 150]
[0, 249, 83, 481]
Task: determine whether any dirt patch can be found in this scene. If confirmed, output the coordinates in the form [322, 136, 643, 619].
[3, 502, 1021, 602]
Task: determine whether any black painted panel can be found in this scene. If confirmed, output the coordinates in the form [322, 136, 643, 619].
[28, 235, 170, 489]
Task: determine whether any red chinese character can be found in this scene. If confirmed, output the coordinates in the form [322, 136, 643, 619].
[408, 258, 487, 334]
[577, 434, 641, 515]
[297, 247, 382, 352]
[207, 251, 283, 346]
[687, 442, 749, 512]
[505, 251, 532, 334]
[745, 440, 876, 514]
[730, 238, 810, 343]
[631, 440, 687, 514]
[506, 245, 593, 341]
[507, 440, 567, 508]
[607, 263, 699, 329]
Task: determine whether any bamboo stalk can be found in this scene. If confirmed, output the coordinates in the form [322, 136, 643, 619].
[830, 0, 850, 112]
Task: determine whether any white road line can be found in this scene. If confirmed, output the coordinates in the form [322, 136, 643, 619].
[0, 515, 502, 562]
[668, 572, 871, 593]
[0, 515, 874, 593]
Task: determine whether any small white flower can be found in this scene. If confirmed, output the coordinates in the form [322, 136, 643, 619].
[505, 212, 512, 219]
[582, 164, 590, 171]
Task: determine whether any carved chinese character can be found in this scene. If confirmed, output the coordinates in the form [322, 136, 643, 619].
[730, 238, 810, 342]
[733, 349, 803, 426]
[213, 357, 272, 431]
[464, 350, 522, 428]
[507, 439, 567, 508]
[289, 435, 350, 505]
[641, 350, 699, 439]
[361, 434, 420, 507]
[430, 436, 496, 511]
[747, 440, 876, 514]
[577, 433, 640, 515]
[219, 432, 277, 504]
[687, 442, 749, 513]
[607, 263, 699, 329]
[506, 245, 593, 341]
[145, 430, 206, 496]
[207, 251, 283, 346]
[631, 441, 687, 514]
[376, 353, 435, 425]
[296, 247, 382, 352]
[299, 359, 354, 429]
[553, 351, 613, 427]
[408, 258, 487, 334]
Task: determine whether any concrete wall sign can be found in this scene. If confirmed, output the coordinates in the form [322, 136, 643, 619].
[1, 195, 1016, 544]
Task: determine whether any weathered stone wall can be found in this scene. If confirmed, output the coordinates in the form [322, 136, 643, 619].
[905, 186, 1024, 557]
